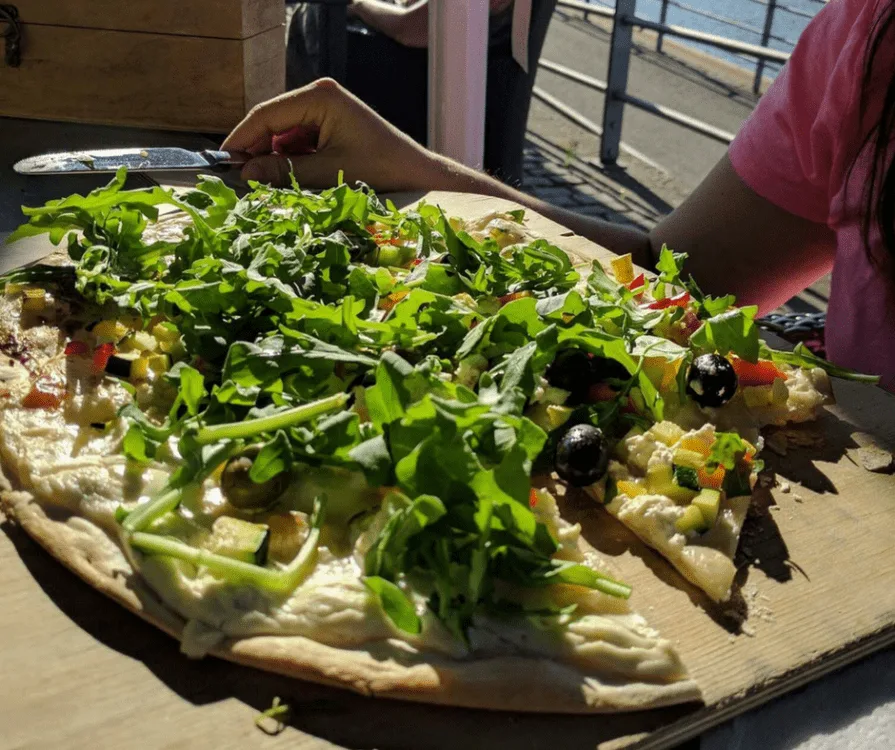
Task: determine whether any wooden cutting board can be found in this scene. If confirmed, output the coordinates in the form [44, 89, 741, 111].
[1, 190, 894, 750]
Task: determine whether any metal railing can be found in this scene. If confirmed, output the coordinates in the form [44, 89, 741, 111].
[550, 0, 811, 164]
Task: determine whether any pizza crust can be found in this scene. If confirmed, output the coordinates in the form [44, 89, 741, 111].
[0, 484, 701, 713]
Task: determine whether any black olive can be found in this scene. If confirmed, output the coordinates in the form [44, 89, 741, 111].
[546, 349, 593, 402]
[686, 353, 738, 408]
[220, 445, 290, 510]
[589, 355, 630, 383]
[555, 424, 609, 487]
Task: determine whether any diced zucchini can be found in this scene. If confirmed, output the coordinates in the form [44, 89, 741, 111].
[650, 421, 685, 447]
[610, 254, 635, 285]
[529, 404, 574, 432]
[673, 464, 701, 491]
[616, 480, 646, 498]
[206, 516, 270, 565]
[675, 504, 707, 534]
[542, 386, 570, 406]
[4, 282, 25, 296]
[104, 350, 141, 379]
[93, 319, 128, 343]
[647, 463, 698, 503]
[130, 356, 153, 381]
[673, 447, 707, 469]
[691, 489, 721, 528]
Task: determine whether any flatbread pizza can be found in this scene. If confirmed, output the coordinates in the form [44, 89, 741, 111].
[0, 172, 874, 712]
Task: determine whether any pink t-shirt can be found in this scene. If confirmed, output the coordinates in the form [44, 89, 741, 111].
[728, 0, 895, 391]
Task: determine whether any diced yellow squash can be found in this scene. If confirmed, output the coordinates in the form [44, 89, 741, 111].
[131, 331, 159, 352]
[743, 385, 774, 408]
[673, 448, 707, 469]
[22, 289, 46, 312]
[771, 377, 789, 406]
[93, 319, 128, 342]
[616, 480, 646, 498]
[151, 322, 180, 343]
[650, 421, 685, 447]
[679, 434, 713, 456]
[147, 353, 170, 374]
[4, 282, 25, 296]
[610, 254, 635, 285]
[130, 357, 152, 381]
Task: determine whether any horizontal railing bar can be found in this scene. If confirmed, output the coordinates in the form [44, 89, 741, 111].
[540, 58, 608, 91]
[626, 16, 792, 61]
[618, 91, 736, 143]
[530, 86, 665, 170]
[555, 0, 614, 19]
[556, 0, 791, 62]
[665, 0, 797, 46]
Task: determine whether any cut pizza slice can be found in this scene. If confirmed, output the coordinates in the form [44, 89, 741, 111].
[0, 273, 702, 714]
[586, 420, 755, 603]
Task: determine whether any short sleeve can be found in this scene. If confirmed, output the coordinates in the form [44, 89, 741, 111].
[728, 0, 871, 226]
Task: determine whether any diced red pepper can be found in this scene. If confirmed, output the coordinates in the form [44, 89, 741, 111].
[648, 291, 691, 310]
[22, 376, 65, 409]
[411, 258, 423, 266]
[730, 357, 788, 386]
[92, 342, 116, 373]
[529, 488, 539, 508]
[64, 340, 90, 357]
[627, 273, 645, 291]
[587, 383, 617, 403]
[680, 310, 702, 338]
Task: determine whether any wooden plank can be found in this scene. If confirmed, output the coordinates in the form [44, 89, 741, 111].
[0, 25, 285, 133]
[13, 0, 284, 39]
[1, 189, 893, 750]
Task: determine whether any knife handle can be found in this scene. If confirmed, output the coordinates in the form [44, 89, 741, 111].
[201, 150, 251, 171]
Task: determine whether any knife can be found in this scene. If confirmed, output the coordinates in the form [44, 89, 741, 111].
[13, 147, 250, 176]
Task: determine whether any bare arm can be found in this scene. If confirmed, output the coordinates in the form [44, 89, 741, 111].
[650, 154, 836, 313]
[223, 80, 834, 310]
[349, 1, 430, 48]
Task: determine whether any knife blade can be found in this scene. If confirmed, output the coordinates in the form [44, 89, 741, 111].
[13, 148, 250, 176]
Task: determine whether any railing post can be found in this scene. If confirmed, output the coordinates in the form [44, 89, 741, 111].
[656, 0, 669, 52]
[600, 0, 636, 164]
[753, 0, 777, 94]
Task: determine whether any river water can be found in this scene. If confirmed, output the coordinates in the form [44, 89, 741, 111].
[589, 0, 824, 78]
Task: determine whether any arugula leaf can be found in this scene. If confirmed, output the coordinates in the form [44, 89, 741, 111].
[705, 432, 748, 472]
[690, 307, 761, 363]
[766, 342, 880, 383]
[364, 576, 422, 634]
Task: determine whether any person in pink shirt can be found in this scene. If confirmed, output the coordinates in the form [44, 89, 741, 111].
[222, 0, 895, 390]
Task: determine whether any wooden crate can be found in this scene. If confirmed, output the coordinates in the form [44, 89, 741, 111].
[0, 0, 285, 132]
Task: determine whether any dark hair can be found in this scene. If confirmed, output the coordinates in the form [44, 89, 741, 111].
[857, 0, 895, 265]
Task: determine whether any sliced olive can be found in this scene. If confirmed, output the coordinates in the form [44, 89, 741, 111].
[220, 445, 289, 510]
[686, 353, 738, 408]
[555, 424, 609, 487]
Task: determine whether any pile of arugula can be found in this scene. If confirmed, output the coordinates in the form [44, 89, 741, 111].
[2, 170, 874, 640]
